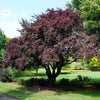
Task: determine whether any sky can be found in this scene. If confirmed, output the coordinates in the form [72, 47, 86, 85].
[0, 0, 72, 38]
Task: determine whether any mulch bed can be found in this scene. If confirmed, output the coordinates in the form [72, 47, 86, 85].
[27, 84, 100, 92]
[9, 82, 100, 92]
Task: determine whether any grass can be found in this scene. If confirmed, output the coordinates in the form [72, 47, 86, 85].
[1, 69, 100, 100]
[0, 82, 100, 100]
[14, 69, 100, 84]
[29, 68, 90, 75]
[57, 71, 100, 84]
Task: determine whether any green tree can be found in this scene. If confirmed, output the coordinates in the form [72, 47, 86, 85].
[6, 37, 11, 43]
[0, 49, 6, 67]
[71, 0, 100, 35]
[71, 0, 82, 11]
[0, 29, 7, 50]
[0, 29, 7, 68]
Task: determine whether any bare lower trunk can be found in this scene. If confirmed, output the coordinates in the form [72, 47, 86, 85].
[43, 56, 67, 86]
[44, 65, 62, 87]
[48, 77, 56, 87]
[36, 67, 38, 76]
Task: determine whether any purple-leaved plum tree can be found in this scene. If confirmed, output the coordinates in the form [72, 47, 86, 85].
[3, 8, 99, 85]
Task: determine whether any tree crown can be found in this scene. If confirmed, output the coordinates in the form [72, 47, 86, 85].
[3, 8, 99, 69]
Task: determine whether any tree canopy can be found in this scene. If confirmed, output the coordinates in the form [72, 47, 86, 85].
[0, 29, 8, 67]
[71, 0, 100, 35]
[3, 8, 99, 85]
[0, 29, 7, 50]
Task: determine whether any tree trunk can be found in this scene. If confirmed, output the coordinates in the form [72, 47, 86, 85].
[47, 67, 61, 86]
[55, 67, 61, 78]
[44, 64, 62, 87]
[48, 77, 56, 87]
[36, 67, 38, 76]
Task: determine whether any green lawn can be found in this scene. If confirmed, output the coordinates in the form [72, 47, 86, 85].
[57, 71, 100, 83]
[0, 82, 100, 100]
[14, 71, 100, 84]
[1, 71, 100, 100]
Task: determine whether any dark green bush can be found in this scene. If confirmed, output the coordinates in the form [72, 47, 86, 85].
[17, 78, 48, 86]
[24, 79, 32, 86]
[69, 75, 90, 87]
[70, 79, 85, 87]
[0, 69, 12, 82]
[32, 78, 38, 86]
[17, 76, 90, 87]
[17, 79, 24, 85]
[77, 75, 90, 82]
[70, 79, 78, 87]
[37, 78, 47, 86]
[18, 78, 32, 86]
[58, 78, 69, 86]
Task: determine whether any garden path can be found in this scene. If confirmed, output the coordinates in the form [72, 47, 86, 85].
[0, 94, 19, 100]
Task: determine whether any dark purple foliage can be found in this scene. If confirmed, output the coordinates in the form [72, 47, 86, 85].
[3, 8, 100, 85]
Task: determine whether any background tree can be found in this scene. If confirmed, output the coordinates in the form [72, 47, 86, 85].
[71, 0, 100, 35]
[3, 8, 99, 86]
[25, 57, 40, 75]
[0, 29, 7, 50]
[0, 29, 8, 68]
[71, 0, 82, 11]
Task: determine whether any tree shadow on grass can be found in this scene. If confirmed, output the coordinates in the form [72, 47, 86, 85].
[75, 90, 100, 97]
[55, 89, 100, 98]
[90, 78, 100, 83]
[3, 86, 38, 100]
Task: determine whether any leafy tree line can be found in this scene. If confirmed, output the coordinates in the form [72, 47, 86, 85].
[0, 29, 10, 68]
[0, 29, 7, 50]
[3, 7, 100, 85]
[0, 29, 7, 68]
[71, 0, 100, 35]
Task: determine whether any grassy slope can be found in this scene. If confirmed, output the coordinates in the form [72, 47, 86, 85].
[0, 82, 100, 100]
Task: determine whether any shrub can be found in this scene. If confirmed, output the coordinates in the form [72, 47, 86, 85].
[0, 49, 6, 68]
[0, 69, 12, 82]
[69, 75, 90, 87]
[58, 78, 69, 86]
[38, 78, 47, 86]
[18, 78, 32, 86]
[24, 79, 32, 86]
[71, 62, 83, 70]
[23, 70, 33, 76]
[32, 78, 38, 86]
[17, 78, 48, 86]
[80, 57, 89, 70]
[88, 57, 100, 71]
[62, 64, 71, 70]
[6, 67, 23, 79]
[17, 79, 24, 85]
